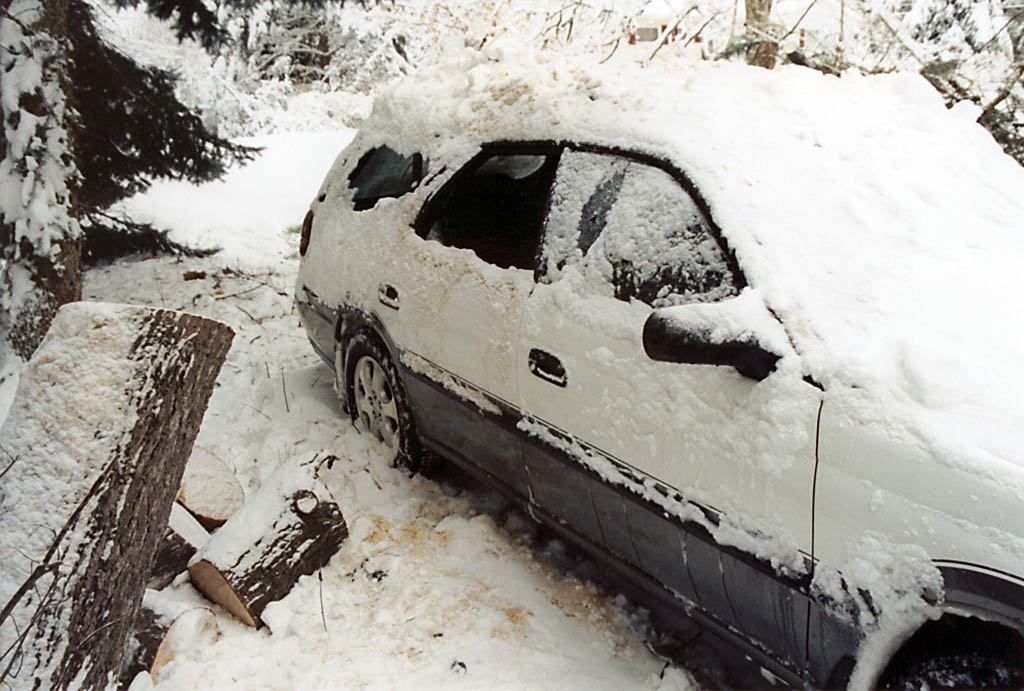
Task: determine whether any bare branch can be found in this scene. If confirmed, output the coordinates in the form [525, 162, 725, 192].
[982, 63, 1024, 116]
[979, 7, 1024, 54]
[599, 37, 621, 64]
[0, 6, 30, 33]
[871, 10, 926, 67]
[0, 563, 62, 684]
[780, 0, 821, 41]
[0, 446, 16, 482]
[647, 6, 700, 63]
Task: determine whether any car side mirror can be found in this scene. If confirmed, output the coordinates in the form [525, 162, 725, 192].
[641, 293, 784, 381]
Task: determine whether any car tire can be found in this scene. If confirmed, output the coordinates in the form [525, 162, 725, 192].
[340, 331, 425, 472]
[882, 650, 1020, 689]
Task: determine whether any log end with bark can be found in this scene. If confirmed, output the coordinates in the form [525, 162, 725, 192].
[177, 447, 245, 530]
[119, 592, 219, 689]
[188, 453, 348, 629]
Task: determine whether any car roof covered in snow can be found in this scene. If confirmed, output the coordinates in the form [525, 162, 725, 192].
[334, 49, 1024, 473]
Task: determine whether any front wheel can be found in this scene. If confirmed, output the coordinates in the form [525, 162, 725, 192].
[338, 332, 425, 471]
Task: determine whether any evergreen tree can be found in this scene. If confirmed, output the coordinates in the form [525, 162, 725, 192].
[0, 0, 302, 366]
[66, 0, 257, 263]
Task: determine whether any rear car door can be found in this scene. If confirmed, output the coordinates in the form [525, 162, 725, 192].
[378, 144, 560, 498]
[516, 147, 822, 672]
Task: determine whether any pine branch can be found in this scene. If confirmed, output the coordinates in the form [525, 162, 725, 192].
[67, 0, 259, 213]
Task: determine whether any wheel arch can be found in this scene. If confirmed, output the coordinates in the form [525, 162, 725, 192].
[332, 305, 402, 394]
[335, 309, 428, 472]
[937, 563, 1024, 632]
[875, 564, 1024, 688]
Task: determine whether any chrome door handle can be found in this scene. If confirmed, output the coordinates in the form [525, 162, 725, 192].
[528, 348, 567, 388]
[378, 283, 399, 310]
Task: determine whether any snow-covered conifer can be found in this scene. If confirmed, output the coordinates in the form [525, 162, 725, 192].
[0, 0, 80, 363]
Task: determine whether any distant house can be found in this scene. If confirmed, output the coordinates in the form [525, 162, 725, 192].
[628, 0, 677, 44]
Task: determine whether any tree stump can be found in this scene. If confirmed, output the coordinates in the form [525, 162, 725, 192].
[188, 453, 348, 629]
[148, 503, 211, 590]
[0, 302, 233, 690]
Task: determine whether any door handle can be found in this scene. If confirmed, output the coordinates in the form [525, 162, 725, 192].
[528, 348, 567, 388]
[378, 283, 399, 310]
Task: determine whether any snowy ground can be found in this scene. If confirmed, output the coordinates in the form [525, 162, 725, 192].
[86, 131, 696, 690]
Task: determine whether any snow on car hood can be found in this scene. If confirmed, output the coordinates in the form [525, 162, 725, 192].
[344, 48, 1024, 475]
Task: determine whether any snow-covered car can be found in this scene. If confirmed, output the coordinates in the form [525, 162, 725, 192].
[296, 53, 1024, 688]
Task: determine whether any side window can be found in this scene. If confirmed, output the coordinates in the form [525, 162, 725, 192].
[541, 151, 740, 307]
[348, 146, 425, 211]
[417, 152, 557, 271]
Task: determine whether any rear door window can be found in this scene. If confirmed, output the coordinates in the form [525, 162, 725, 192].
[348, 145, 425, 210]
[540, 150, 741, 306]
[416, 150, 559, 271]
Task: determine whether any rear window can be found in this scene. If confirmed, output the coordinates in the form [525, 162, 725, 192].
[348, 146, 425, 210]
[541, 151, 741, 307]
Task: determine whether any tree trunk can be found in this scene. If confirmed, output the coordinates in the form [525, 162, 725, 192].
[745, 0, 772, 29]
[744, 0, 778, 68]
[3, 239, 82, 361]
[188, 453, 348, 629]
[0, 302, 233, 690]
[0, 0, 82, 363]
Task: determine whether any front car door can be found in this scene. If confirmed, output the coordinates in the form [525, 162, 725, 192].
[516, 146, 823, 673]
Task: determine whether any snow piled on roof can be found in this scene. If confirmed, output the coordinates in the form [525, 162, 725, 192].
[355, 47, 1024, 473]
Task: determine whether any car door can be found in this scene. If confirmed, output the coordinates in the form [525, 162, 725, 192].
[516, 147, 822, 671]
[377, 144, 560, 498]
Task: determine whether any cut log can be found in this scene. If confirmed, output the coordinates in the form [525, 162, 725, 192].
[118, 590, 218, 689]
[118, 590, 186, 688]
[148, 503, 211, 590]
[149, 608, 220, 681]
[120, 602, 167, 689]
[188, 453, 348, 629]
[177, 447, 244, 530]
[0, 302, 233, 690]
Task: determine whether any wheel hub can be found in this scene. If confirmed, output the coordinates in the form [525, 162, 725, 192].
[353, 355, 398, 450]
